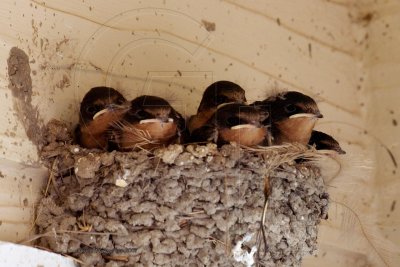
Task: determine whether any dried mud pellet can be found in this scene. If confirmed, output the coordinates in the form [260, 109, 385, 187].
[36, 120, 329, 267]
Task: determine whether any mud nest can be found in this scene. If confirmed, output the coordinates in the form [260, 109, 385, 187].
[34, 120, 329, 267]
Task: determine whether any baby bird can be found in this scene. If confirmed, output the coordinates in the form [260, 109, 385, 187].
[190, 103, 269, 147]
[188, 80, 247, 134]
[75, 86, 129, 150]
[111, 95, 185, 151]
[254, 91, 322, 145]
[309, 130, 346, 155]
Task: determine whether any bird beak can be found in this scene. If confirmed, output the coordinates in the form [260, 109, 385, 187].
[230, 124, 257, 130]
[318, 148, 346, 155]
[139, 118, 174, 124]
[93, 109, 109, 120]
[289, 113, 316, 119]
[159, 117, 174, 123]
[92, 101, 131, 120]
[139, 119, 161, 124]
[289, 112, 323, 119]
[216, 102, 235, 110]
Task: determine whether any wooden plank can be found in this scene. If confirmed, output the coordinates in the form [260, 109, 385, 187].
[362, 2, 400, 265]
[221, 0, 358, 56]
[0, 2, 388, 261]
[0, 158, 47, 242]
[304, 243, 372, 267]
[14, 0, 363, 114]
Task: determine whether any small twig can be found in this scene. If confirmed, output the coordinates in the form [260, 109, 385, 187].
[103, 255, 129, 262]
[19, 228, 129, 245]
[112, 120, 157, 152]
[185, 210, 205, 216]
[178, 215, 210, 222]
[260, 197, 269, 252]
[19, 231, 53, 244]
[207, 236, 227, 247]
[225, 225, 231, 255]
[179, 220, 189, 228]
[57, 230, 127, 236]
[153, 155, 161, 176]
[257, 175, 271, 263]
[44, 158, 59, 197]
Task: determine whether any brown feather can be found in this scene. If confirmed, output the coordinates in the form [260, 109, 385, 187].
[117, 121, 178, 151]
[188, 109, 216, 134]
[273, 117, 317, 145]
[219, 127, 267, 147]
[79, 109, 127, 149]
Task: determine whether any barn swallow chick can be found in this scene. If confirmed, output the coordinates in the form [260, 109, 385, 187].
[111, 95, 185, 151]
[188, 80, 247, 134]
[76, 87, 130, 150]
[309, 130, 346, 155]
[254, 91, 322, 145]
[190, 103, 269, 147]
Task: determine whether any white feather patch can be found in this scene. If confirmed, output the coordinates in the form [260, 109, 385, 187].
[232, 233, 257, 267]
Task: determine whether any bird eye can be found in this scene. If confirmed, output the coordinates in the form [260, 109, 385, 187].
[116, 98, 125, 105]
[135, 109, 148, 119]
[261, 111, 269, 120]
[216, 95, 228, 105]
[284, 104, 297, 113]
[226, 116, 241, 127]
[86, 105, 97, 115]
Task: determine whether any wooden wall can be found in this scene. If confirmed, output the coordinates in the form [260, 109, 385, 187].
[0, 1, 397, 266]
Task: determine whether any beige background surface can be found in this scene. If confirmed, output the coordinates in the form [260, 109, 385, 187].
[0, 0, 398, 266]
